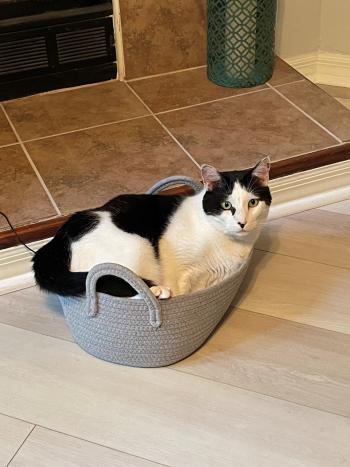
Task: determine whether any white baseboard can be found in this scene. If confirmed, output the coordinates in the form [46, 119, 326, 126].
[287, 52, 319, 82]
[0, 239, 50, 295]
[287, 51, 350, 88]
[317, 52, 350, 88]
[1, 158, 350, 295]
[268, 158, 350, 219]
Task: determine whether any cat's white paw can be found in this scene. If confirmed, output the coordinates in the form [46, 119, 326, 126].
[150, 285, 172, 300]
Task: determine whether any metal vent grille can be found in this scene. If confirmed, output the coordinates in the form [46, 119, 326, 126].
[0, 36, 48, 76]
[0, 15, 116, 100]
[57, 26, 108, 64]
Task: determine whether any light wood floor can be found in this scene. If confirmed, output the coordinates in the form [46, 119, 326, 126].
[320, 84, 350, 109]
[0, 200, 350, 466]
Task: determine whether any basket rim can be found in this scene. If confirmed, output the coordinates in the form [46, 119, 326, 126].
[84, 253, 251, 308]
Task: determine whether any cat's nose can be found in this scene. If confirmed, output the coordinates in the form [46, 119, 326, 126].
[238, 222, 246, 229]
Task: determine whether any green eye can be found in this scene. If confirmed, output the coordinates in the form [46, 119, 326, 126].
[221, 200, 232, 210]
[248, 199, 259, 208]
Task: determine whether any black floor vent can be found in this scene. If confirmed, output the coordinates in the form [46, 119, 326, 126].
[0, 2, 116, 100]
[57, 26, 108, 64]
[0, 36, 48, 76]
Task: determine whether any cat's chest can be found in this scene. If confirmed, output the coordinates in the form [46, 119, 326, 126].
[160, 224, 251, 294]
[192, 238, 248, 276]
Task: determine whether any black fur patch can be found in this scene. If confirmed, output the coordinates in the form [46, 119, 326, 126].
[100, 194, 185, 254]
[203, 168, 272, 216]
[63, 211, 100, 240]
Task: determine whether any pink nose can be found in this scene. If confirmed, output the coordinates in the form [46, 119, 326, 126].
[238, 222, 246, 229]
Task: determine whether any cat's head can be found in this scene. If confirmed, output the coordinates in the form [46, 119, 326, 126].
[201, 157, 271, 237]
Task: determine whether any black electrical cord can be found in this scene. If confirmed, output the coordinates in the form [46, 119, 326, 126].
[0, 211, 36, 255]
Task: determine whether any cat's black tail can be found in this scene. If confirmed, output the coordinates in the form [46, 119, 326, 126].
[33, 233, 88, 297]
[33, 231, 150, 298]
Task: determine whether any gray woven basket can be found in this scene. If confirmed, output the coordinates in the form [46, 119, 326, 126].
[58, 176, 251, 367]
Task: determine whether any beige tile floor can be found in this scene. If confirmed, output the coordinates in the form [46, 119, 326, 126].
[0, 200, 350, 466]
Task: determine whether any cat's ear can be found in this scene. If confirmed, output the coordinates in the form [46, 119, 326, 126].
[251, 156, 270, 186]
[201, 164, 221, 191]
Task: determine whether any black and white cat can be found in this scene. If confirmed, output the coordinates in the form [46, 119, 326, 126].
[33, 158, 271, 298]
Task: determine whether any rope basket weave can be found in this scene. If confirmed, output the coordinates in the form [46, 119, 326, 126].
[58, 176, 251, 367]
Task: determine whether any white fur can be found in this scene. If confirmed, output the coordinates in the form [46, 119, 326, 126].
[70, 184, 269, 297]
[70, 212, 161, 283]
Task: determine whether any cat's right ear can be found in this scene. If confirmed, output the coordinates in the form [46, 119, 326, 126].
[201, 164, 221, 191]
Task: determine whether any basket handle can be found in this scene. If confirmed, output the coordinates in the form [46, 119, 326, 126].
[85, 263, 162, 328]
[147, 175, 203, 195]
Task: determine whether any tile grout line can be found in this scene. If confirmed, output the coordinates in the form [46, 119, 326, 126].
[124, 82, 201, 169]
[154, 87, 270, 115]
[13, 144, 62, 216]
[6, 424, 36, 467]
[20, 113, 151, 144]
[126, 65, 304, 86]
[266, 83, 343, 144]
[126, 64, 207, 82]
[273, 78, 306, 88]
[0, 141, 20, 150]
[0, 79, 315, 148]
[4, 87, 270, 145]
[2, 127, 343, 157]
[0, 104, 62, 216]
[127, 81, 347, 172]
[0, 88, 269, 145]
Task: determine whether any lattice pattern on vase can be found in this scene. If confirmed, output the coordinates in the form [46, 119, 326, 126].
[207, 0, 277, 87]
